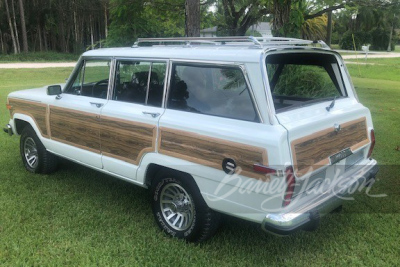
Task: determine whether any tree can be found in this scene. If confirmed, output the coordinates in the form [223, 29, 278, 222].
[4, 0, 18, 54]
[185, 0, 200, 36]
[332, 0, 400, 50]
[216, 0, 271, 36]
[0, 0, 110, 54]
[18, 0, 27, 52]
[272, 0, 292, 36]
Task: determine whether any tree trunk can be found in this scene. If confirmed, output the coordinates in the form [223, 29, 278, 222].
[18, 0, 28, 52]
[58, 11, 67, 52]
[90, 15, 94, 49]
[0, 29, 5, 54]
[185, 0, 200, 37]
[387, 14, 395, 52]
[326, 10, 333, 47]
[11, 0, 21, 53]
[387, 23, 394, 52]
[104, 3, 108, 38]
[272, 0, 292, 37]
[4, 0, 18, 54]
[38, 25, 43, 51]
[43, 28, 48, 51]
[74, 8, 78, 42]
[98, 18, 102, 48]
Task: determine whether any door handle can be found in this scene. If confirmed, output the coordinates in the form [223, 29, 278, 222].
[90, 102, 104, 108]
[142, 111, 160, 118]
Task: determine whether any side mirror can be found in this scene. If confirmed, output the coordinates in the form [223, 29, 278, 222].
[47, 85, 62, 98]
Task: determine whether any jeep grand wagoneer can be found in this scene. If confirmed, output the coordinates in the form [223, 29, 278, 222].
[4, 37, 378, 242]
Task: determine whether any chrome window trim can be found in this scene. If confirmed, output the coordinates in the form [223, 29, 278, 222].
[168, 59, 239, 66]
[64, 56, 83, 90]
[260, 52, 277, 125]
[237, 64, 264, 124]
[63, 58, 83, 94]
[162, 60, 172, 108]
[165, 60, 263, 124]
[107, 58, 117, 100]
[145, 63, 153, 105]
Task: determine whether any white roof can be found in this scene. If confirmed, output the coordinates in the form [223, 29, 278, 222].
[81, 37, 330, 63]
[82, 46, 266, 63]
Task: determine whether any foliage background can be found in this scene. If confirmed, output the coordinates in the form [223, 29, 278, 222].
[0, 0, 399, 54]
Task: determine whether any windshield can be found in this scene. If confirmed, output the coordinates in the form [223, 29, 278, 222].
[265, 52, 347, 112]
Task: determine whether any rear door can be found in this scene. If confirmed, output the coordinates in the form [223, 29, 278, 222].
[266, 51, 373, 181]
[99, 59, 168, 180]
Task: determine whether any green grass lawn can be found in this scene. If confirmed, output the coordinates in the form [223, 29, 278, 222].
[0, 64, 399, 266]
[346, 58, 400, 82]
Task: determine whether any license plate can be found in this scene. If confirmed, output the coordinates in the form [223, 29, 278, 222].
[330, 148, 353, 165]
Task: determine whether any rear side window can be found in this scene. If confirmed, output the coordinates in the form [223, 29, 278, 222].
[167, 64, 259, 122]
[266, 53, 347, 112]
[113, 60, 166, 107]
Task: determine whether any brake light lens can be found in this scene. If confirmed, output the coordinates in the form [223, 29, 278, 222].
[6, 104, 12, 110]
[367, 129, 375, 158]
[253, 164, 283, 176]
[283, 166, 296, 207]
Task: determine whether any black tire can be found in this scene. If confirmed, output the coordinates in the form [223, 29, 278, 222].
[20, 125, 58, 174]
[331, 205, 343, 213]
[151, 170, 220, 243]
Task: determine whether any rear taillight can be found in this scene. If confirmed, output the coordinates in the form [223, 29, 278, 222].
[253, 164, 283, 176]
[367, 129, 375, 158]
[283, 166, 296, 207]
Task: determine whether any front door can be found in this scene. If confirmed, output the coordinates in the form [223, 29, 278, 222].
[48, 58, 112, 168]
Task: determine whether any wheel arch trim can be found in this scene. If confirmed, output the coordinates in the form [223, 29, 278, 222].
[12, 114, 44, 138]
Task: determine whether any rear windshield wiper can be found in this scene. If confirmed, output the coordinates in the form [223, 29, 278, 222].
[326, 96, 336, 112]
[300, 96, 340, 108]
[275, 96, 344, 113]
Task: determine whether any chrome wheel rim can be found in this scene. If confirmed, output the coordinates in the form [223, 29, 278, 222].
[160, 183, 194, 231]
[24, 137, 39, 169]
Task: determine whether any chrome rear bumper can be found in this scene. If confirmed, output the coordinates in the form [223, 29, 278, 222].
[261, 159, 379, 235]
[3, 124, 13, 136]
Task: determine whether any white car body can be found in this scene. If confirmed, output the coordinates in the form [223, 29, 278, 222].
[5, 37, 378, 238]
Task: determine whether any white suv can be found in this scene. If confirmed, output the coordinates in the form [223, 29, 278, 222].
[4, 37, 378, 242]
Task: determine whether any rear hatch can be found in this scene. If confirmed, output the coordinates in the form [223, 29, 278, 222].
[265, 51, 372, 195]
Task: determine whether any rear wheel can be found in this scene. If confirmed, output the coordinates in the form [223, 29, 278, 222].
[20, 125, 58, 174]
[151, 170, 220, 243]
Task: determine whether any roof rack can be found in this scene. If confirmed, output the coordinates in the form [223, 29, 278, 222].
[133, 36, 330, 49]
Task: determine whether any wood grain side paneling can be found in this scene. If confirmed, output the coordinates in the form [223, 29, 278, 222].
[158, 127, 269, 180]
[292, 117, 369, 177]
[8, 98, 48, 137]
[100, 116, 156, 165]
[49, 106, 101, 153]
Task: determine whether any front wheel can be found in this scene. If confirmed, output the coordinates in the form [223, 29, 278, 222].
[20, 125, 58, 174]
[151, 171, 220, 243]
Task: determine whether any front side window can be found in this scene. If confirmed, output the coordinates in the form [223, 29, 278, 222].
[113, 61, 166, 107]
[65, 59, 111, 99]
[167, 64, 259, 122]
[266, 53, 347, 112]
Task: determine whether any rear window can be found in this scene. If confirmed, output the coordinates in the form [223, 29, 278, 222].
[266, 53, 347, 112]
